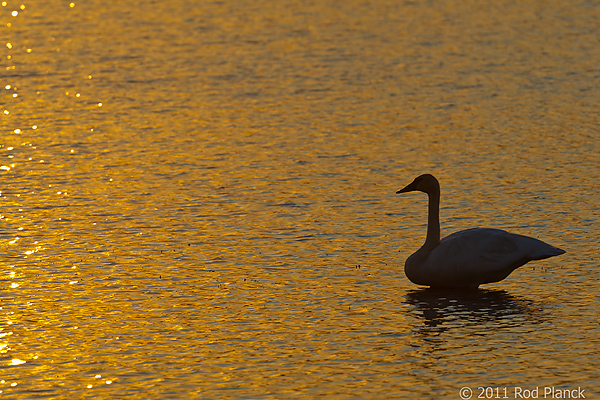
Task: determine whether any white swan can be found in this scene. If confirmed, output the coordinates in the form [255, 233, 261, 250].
[396, 174, 565, 289]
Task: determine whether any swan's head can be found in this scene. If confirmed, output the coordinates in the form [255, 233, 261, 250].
[396, 174, 439, 195]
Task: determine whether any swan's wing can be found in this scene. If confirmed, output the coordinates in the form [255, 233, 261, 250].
[425, 228, 564, 286]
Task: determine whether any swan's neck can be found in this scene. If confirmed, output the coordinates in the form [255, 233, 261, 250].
[424, 188, 441, 251]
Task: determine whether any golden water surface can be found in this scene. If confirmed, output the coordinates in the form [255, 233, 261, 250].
[1, 0, 599, 398]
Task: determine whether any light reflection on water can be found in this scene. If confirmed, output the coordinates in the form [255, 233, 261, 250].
[2, 0, 599, 398]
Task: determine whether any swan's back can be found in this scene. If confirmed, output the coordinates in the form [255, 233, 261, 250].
[405, 228, 565, 289]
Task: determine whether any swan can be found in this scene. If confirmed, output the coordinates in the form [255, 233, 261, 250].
[396, 174, 565, 289]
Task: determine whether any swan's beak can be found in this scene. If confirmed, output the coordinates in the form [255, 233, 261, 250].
[396, 181, 417, 194]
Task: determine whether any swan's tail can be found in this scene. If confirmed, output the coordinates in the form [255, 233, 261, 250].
[531, 245, 566, 260]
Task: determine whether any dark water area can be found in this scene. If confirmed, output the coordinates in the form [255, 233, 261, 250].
[1, 0, 599, 398]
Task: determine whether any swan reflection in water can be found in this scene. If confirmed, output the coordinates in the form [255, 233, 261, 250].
[405, 287, 545, 333]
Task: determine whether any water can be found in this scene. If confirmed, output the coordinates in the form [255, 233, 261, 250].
[2, 0, 599, 398]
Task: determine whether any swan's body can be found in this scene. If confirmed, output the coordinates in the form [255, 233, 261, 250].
[397, 174, 565, 289]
